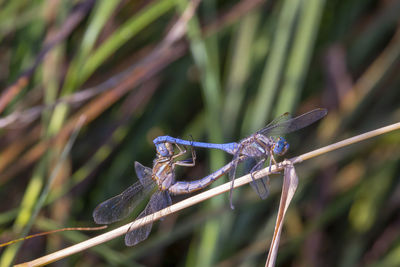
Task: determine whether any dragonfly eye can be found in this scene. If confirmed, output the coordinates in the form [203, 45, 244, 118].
[273, 137, 289, 156]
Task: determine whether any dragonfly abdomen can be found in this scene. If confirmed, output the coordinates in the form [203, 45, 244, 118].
[168, 160, 238, 195]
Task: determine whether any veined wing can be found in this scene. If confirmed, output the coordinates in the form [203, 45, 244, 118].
[135, 161, 154, 187]
[249, 176, 269, 199]
[258, 108, 327, 137]
[247, 157, 270, 200]
[93, 161, 156, 225]
[93, 181, 155, 224]
[262, 112, 291, 131]
[125, 191, 172, 246]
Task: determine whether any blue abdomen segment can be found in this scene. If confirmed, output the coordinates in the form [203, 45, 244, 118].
[153, 136, 238, 155]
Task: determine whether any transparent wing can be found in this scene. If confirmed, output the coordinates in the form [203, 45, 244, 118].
[135, 161, 154, 187]
[248, 158, 270, 200]
[249, 176, 269, 199]
[93, 181, 154, 224]
[125, 191, 171, 246]
[262, 112, 291, 131]
[258, 108, 327, 137]
[93, 162, 156, 225]
[124, 198, 154, 246]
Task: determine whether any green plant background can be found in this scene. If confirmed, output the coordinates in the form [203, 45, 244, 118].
[0, 0, 400, 266]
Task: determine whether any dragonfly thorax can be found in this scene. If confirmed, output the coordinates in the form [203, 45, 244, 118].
[239, 134, 274, 157]
[153, 160, 175, 191]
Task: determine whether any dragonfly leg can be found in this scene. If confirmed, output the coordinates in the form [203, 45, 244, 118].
[175, 144, 196, 167]
[172, 143, 187, 159]
[249, 158, 270, 199]
[268, 152, 277, 172]
[268, 155, 282, 176]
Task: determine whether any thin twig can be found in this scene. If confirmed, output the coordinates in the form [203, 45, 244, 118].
[0, 226, 107, 248]
[265, 162, 298, 267]
[15, 121, 400, 266]
[291, 121, 400, 164]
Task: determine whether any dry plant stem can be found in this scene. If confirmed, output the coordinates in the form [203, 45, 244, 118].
[0, 226, 107, 248]
[265, 163, 298, 267]
[16, 121, 400, 266]
[291, 121, 400, 164]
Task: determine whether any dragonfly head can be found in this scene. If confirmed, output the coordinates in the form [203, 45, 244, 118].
[156, 142, 174, 157]
[272, 137, 289, 156]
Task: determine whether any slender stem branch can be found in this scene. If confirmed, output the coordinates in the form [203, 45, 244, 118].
[16, 121, 400, 266]
[291, 121, 400, 164]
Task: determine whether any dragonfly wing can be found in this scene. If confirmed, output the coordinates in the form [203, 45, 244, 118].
[125, 191, 171, 246]
[249, 177, 269, 199]
[162, 191, 172, 207]
[154, 191, 172, 221]
[93, 181, 149, 224]
[135, 161, 154, 187]
[263, 112, 291, 130]
[258, 108, 327, 137]
[93, 162, 156, 224]
[248, 158, 269, 199]
[255, 112, 291, 137]
[124, 199, 154, 246]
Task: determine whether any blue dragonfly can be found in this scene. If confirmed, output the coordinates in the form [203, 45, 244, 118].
[153, 108, 328, 208]
[93, 142, 242, 245]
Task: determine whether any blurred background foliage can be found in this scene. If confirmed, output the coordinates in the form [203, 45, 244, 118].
[0, 0, 400, 266]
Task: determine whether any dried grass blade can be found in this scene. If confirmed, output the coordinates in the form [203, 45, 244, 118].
[265, 161, 298, 267]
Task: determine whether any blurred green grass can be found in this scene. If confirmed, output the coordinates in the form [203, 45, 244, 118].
[1, 0, 400, 266]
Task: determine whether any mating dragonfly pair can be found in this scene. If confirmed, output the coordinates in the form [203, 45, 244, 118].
[93, 108, 327, 246]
